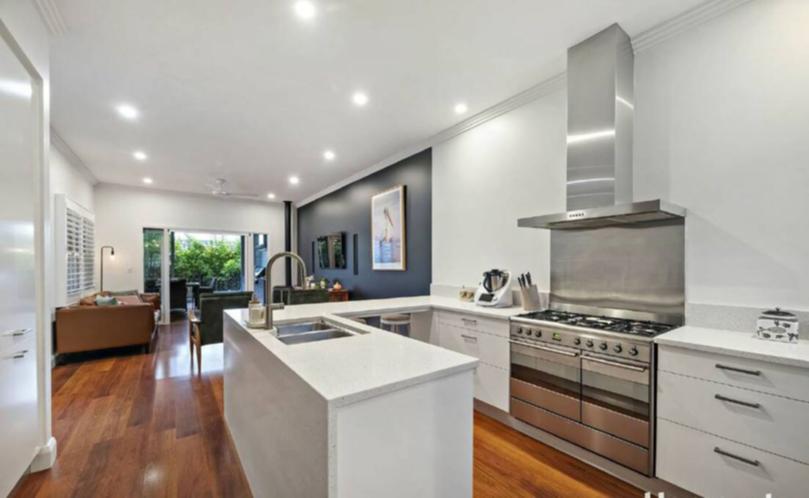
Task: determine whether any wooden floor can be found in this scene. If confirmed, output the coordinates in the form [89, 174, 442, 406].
[13, 318, 641, 498]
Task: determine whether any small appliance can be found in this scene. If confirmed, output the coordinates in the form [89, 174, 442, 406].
[756, 307, 799, 343]
[474, 269, 513, 308]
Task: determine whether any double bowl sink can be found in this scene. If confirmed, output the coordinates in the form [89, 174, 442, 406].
[275, 321, 355, 345]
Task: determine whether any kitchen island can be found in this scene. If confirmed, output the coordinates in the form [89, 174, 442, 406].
[223, 297, 500, 498]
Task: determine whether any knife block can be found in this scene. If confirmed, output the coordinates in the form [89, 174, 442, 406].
[520, 285, 542, 312]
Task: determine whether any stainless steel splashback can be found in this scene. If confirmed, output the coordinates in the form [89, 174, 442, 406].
[549, 220, 685, 325]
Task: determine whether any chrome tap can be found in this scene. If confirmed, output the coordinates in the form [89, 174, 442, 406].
[263, 251, 308, 331]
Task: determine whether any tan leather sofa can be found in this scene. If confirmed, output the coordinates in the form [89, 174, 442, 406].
[55, 294, 157, 354]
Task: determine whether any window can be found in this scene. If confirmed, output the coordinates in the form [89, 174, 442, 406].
[64, 205, 95, 298]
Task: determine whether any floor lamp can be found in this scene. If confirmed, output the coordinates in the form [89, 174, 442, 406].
[100, 245, 115, 291]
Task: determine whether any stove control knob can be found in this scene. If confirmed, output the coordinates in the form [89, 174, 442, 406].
[535, 330, 542, 338]
[586, 340, 594, 348]
[629, 346, 639, 356]
[599, 342, 608, 351]
[517, 328, 524, 335]
[613, 344, 623, 353]
[573, 338, 581, 346]
[525, 329, 533, 336]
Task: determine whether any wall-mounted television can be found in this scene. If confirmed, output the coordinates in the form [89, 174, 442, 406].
[317, 232, 347, 269]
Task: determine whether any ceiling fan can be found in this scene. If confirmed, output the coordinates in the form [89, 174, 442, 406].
[206, 178, 259, 200]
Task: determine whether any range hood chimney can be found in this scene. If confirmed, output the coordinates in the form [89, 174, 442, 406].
[519, 24, 684, 230]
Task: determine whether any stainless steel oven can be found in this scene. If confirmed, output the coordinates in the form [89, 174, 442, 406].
[508, 318, 657, 476]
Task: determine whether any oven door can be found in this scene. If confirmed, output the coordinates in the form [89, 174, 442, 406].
[580, 352, 651, 448]
[510, 340, 581, 420]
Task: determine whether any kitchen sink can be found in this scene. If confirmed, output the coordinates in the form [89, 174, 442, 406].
[277, 329, 354, 345]
[275, 321, 333, 335]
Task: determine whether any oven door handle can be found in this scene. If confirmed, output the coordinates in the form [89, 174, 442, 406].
[510, 340, 579, 358]
[582, 355, 647, 373]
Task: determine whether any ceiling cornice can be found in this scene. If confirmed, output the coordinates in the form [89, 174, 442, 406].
[50, 128, 99, 186]
[33, 0, 68, 36]
[297, 74, 566, 207]
[298, 0, 753, 207]
[632, 0, 753, 53]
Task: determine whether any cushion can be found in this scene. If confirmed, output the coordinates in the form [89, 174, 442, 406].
[95, 295, 119, 307]
[79, 294, 97, 306]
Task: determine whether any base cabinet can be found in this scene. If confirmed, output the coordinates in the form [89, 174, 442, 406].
[657, 345, 809, 497]
[435, 311, 510, 411]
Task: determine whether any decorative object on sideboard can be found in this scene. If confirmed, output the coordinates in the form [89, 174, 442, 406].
[474, 269, 513, 308]
[371, 185, 406, 271]
[756, 307, 799, 343]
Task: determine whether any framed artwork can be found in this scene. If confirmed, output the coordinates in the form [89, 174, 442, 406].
[371, 185, 406, 271]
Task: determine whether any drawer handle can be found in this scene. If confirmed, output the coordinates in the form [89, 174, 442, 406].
[6, 349, 29, 360]
[460, 334, 478, 342]
[715, 364, 761, 376]
[715, 394, 761, 409]
[461, 318, 478, 326]
[3, 328, 33, 337]
[714, 446, 760, 467]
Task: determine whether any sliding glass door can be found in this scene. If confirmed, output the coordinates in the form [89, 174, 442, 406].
[171, 231, 244, 291]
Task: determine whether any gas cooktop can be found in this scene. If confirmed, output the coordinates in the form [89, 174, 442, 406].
[513, 309, 676, 338]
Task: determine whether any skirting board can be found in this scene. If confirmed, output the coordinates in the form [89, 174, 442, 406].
[473, 400, 697, 498]
[29, 436, 57, 472]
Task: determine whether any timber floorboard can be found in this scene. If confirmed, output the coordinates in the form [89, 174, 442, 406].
[13, 317, 641, 498]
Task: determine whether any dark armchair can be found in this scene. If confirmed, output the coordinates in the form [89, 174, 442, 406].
[188, 291, 252, 372]
[169, 278, 188, 312]
[193, 277, 218, 309]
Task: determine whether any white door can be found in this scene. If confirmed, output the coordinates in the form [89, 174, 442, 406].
[0, 29, 40, 496]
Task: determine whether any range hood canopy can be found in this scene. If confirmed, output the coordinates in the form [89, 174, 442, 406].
[520, 24, 684, 230]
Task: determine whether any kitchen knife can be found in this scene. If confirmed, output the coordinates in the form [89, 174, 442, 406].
[526, 272, 533, 286]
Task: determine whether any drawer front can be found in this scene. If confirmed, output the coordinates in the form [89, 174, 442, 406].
[658, 371, 809, 464]
[0, 336, 39, 495]
[475, 363, 509, 411]
[657, 418, 809, 498]
[0, 325, 35, 354]
[510, 378, 580, 421]
[511, 399, 650, 475]
[438, 323, 509, 369]
[659, 345, 808, 402]
[435, 311, 509, 338]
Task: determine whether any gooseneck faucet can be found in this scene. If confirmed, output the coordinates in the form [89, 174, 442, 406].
[263, 251, 308, 331]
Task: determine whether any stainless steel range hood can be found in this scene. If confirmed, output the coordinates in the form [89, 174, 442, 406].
[519, 24, 684, 230]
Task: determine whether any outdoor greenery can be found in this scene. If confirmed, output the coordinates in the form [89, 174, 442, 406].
[174, 238, 242, 288]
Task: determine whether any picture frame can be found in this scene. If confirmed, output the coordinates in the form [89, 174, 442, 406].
[371, 185, 406, 271]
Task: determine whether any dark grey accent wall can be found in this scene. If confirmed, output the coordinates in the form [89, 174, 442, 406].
[297, 149, 431, 300]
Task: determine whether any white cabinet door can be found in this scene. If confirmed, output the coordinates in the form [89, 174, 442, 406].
[0, 32, 39, 497]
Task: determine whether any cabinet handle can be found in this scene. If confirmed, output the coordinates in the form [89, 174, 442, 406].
[714, 447, 760, 467]
[460, 334, 478, 342]
[461, 318, 478, 326]
[5, 350, 29, 360]
[3, 328, 33, 337]
[715, 364, 761, 376]
[715, 394, 761, 409]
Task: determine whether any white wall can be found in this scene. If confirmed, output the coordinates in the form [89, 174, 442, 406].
[634, 0, 809, 311]
[433, 0, 809, 312]
[94, 184, 286, 293]
[432, 83, 566, 291]
[50, 142, 95, 212]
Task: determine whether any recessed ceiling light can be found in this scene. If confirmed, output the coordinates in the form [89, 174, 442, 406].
[289, 176, 300, 185]
[142, 177, 153, 185]
[133, 150, 148, 161]
[352, 91, 369, 107]
[267, 193, 276, 200]
[323, 150, 336, 161]
[454, 102, 468, 115]
[293, 1, 316, 20]
[116, 103, 139, 120]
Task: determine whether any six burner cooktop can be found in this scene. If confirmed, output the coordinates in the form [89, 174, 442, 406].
[514, 309, 676, 337]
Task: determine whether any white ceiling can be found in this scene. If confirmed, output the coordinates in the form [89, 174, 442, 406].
[50, 0, 707, 203]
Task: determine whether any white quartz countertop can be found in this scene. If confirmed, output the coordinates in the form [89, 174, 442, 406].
[655, 326, 809, 369]
[225, 296, 521, 407]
